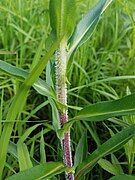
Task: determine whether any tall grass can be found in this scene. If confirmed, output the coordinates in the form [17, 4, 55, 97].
[0, 0, 135, 179]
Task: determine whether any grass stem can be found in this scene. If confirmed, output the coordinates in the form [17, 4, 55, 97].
[55, 41, 74, 180]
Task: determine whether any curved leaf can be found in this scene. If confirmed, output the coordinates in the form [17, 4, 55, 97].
[7, 141, 39, 165]
[0, 60, 54, 97]
[74, 93, 135, 121]
[17, 143, 33, 171]
[6, 162, 65, 180]
[49, 0, 76, 39]
[110, 174, 135, 180]
[75, 125, 135, 179]
[68, 0, 113, 58]
[74, 131, 88, 168]
[18, 124, 41, 144]
[58, 93, 135, 138]
[111, 154, 124, 175]
[98, 158, 122, 175]
[8, 141, 18, 160]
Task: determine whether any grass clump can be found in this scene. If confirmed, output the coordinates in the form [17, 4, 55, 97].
[0, 0, 135, 180]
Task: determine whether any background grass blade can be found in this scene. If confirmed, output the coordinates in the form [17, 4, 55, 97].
[7, 141, 38, 165]
[0, 39, 59, 178]
[98, 158, 122, 175]
[17, 143, 33, 171]
[40, 129, 46, 164]
[74, 131, 88, 168]
[6, 162, 66, 180]
[8, 141, 18, 160]
[18, 124, 41, 144]
[75, 125, 135, 179]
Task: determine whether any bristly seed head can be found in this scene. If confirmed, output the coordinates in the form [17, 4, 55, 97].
[55, 43, 74, 180]
[55, 47, 67, 106]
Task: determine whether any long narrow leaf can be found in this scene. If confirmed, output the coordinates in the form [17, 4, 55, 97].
[59, 93, 135, 137]
[68, 0, 113, 58]
[46, 61, 60, 131]
[40, 129, 46, 164]
[98, 158, 121, 175]
[7, 141, 39, 165]
[74, 131, 88, 168]
[110, 175, 135, 180]
[17, 143, 33, 171]
[74, 93, 135, 121]
[18, 124, 41, 144]
[6, 162, 66, 180]
[75, 125, 135, 179]
[0, 60, 54, 97]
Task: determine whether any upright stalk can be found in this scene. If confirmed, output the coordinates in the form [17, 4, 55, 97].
[55, 40, 74, 180]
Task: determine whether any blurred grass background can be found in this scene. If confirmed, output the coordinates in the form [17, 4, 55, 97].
[0, 0, 135, 179]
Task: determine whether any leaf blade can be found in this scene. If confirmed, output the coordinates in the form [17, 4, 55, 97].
[74, 131, 88, 168]
[68, 0, 113, 58]
[6, 162, 65, 180]
[17, 143, 33, 171]
[75, 93, 135, 122]
[110, 174, 135, 180]
[75, 125, 135, 179]
[98, 158, 120, 175]
[0, 60, 54, 97]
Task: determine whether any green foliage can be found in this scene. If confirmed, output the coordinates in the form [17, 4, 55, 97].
[17, 143, 33, 171]
[59, 93, 135, 137]
[68, 0, 113, 58]
[74, 131, 88, 168]
[74, 93, 135, 121]
[0, 37, 60, 177]
[110, 174, 135, 180]
[98, 158, 122, 175]
[0, 60, 55, 97]
[40, 129, 46, 164]
[6, 162, 66, 180]
[0, 0, 135, 179]
[75, 125, 135, 179]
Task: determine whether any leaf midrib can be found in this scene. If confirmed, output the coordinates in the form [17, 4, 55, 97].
[75, 108, 135, 119]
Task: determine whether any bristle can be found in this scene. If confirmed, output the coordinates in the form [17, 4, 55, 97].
[55, 48, 67, 105]
[55, 43, 74, 180]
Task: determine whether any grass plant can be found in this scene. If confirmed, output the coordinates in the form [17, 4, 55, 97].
[0, 0, 135, 180]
